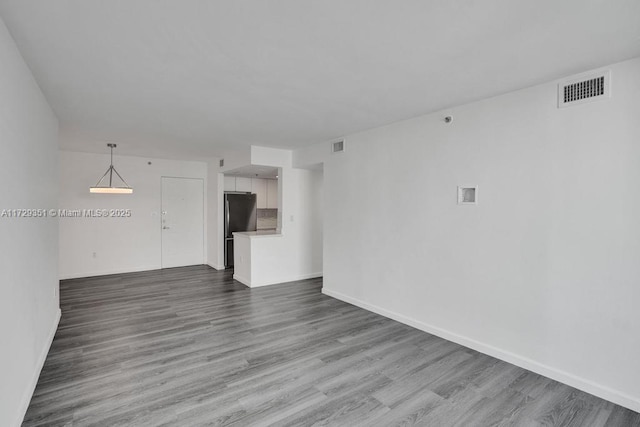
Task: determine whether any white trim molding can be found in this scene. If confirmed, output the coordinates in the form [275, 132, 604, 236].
[322, 288, 640, 413]
[15, 308, 61, 427]
[235, 272, 323, 288]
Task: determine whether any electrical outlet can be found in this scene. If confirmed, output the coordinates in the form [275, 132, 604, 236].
[92, 252, 97, 258]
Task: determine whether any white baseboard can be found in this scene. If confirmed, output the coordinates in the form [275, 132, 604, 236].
[60, 263, 227, 280]
[59, 265, 159, 280]
[14, 308, 61, 427]
[233, 273, 251, 287]
[322, 288, 640, 413]
[234, 272, 323, 288]
[295, 272, 324, 281]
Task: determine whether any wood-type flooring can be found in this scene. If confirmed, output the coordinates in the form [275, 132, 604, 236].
[23, 266, 640, 426]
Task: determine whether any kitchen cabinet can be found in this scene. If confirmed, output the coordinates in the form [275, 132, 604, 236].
[235, 177, 252, 192]
[226, 176, 275, 209]
[224, 176, 236, 192]
[266, 179, 278, 209]
[251, 178, 267, 209]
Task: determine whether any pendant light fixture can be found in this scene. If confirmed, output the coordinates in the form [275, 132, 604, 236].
[89, 143, 133, 194]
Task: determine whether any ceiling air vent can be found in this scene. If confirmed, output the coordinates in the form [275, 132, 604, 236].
[332, 140, 345, 154]
[558, 70, 610, 108]
[219, 159, 224, 168]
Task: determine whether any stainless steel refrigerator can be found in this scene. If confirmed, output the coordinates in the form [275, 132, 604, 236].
[224, 193, 257, 268]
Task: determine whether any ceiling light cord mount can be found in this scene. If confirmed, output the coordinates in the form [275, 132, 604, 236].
[89, 143, 133, 194]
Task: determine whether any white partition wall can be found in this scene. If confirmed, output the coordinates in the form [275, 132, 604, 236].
[58, 152, 207, 279]
[318, 58, 640, 412]
[0, 16, 60, 427]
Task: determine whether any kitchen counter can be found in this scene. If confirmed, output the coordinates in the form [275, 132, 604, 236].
[233, 230, 281, 238]
[233, 229, 286, 288]
[233, 226, 321, 289]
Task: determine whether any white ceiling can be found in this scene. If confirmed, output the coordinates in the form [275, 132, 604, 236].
[1, 1, 639, 159]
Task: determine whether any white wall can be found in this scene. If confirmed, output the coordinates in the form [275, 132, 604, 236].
[0, 17, 60, 427]
[218, 146, 251, 173]
[319, 57, 640, 411]
[59, 151, 207, 279]
[228, 146, 323, 286]
[308, 169, 323, 272]
[245, 168, 323, 286]
[251, 145, 292, 170]
[293, 140, 331, 169]
[206, 162, 224, 269]
[233, 233, 253, 283]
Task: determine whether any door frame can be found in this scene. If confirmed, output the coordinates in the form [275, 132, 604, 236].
[160, 176, 205, 269]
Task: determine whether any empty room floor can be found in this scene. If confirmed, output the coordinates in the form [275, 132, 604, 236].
[24, 266, 640, 426]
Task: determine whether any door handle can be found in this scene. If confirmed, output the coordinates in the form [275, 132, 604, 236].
[163, 226, 170, 230]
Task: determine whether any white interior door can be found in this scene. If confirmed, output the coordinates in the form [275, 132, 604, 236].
[161, 177, 204, 268]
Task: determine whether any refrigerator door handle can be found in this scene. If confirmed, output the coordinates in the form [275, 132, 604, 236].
[225, 199, 230, 237]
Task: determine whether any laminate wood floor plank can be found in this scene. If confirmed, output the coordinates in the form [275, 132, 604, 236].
[23, 266, 640, 426]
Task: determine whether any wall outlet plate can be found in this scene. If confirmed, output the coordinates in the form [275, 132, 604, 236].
[458, 186, 478, 205]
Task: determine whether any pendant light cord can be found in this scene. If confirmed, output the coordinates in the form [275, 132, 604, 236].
[109, 144, 114, 187]
[92, 143, 131, 189]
